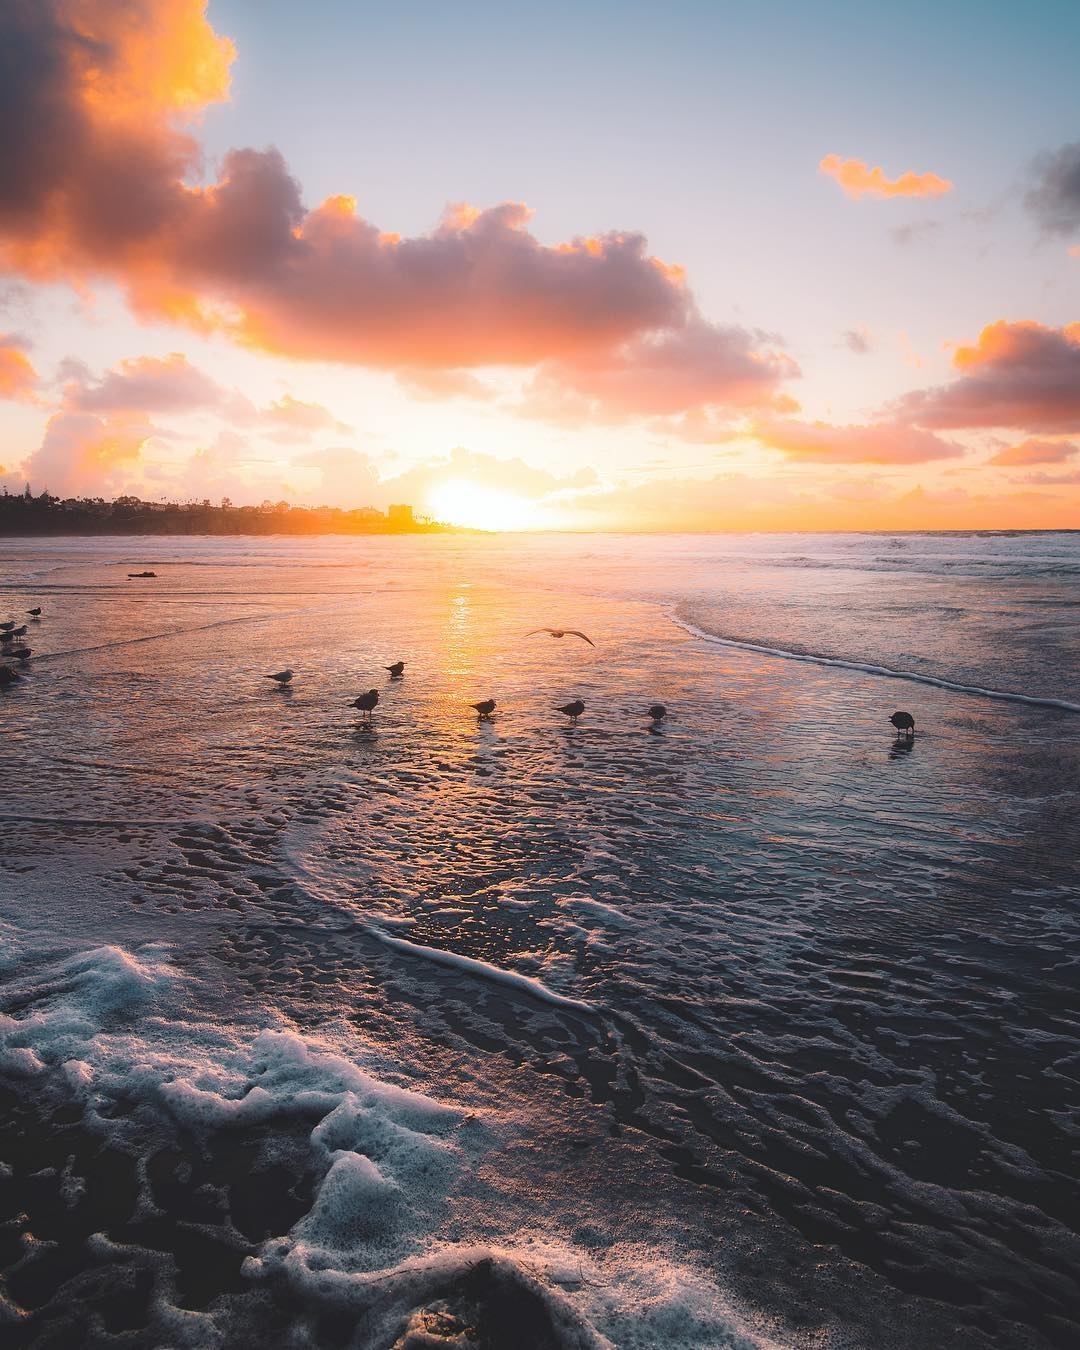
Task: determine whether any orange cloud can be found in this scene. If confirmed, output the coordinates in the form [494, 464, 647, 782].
[0, 0, 791, 425]
[23, 411, 153, 497]
[819, 154, 953, 200]
[988, 438, 1078, 466]
[896, 321, 1080, 431]
[754, 419, 965, 465]
[0, 337, 38, 402]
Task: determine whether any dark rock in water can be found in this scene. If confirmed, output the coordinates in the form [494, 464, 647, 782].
[392, 1257, 587, 1349]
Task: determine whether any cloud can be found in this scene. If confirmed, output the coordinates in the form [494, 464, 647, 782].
[890, 219, 944, 247]
[754, 419, 966, 465]
[895, 321, 1080, 431]
[22, 411, 154, 497]
[395, 368, 498, 402]
[842, 327, 874, 355]
[1025, 141, 1080, 236]
[1016, 469, 1080, 486]
[0, 0, 794, 425]
[259, 394, 351, 441]
[0, 334, 38, 401]
[819, 154, 953, 200]
[518, 318, 798, 424]
[68, 352, 224, 413]
[988, 438, 1078, 466]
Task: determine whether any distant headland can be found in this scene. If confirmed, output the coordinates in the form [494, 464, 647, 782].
[0, 489, 457, 536]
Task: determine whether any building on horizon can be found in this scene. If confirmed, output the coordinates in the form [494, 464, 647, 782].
[387, 503, 414, 528]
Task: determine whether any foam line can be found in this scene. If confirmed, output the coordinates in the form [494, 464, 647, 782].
[372, 929, 599, 1014]
[671, 616, 1080, 713]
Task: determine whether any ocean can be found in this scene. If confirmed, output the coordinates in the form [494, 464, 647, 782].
[1, 531, 1077, 1349]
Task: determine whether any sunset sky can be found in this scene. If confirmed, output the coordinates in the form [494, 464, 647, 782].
[2, 0, 1079, 530]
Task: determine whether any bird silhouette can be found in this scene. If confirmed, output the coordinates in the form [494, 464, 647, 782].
[386, 661, 405, 678]
[556, 699, 585, 723]
[9, 647, 31, 661]
[471, 699, 496, 719]
[27, 608, 41, 617]
[889, 711, 915, 737]
[351, 689, 380, 720]
[526, 628, 595, 647]
[265, 670, 293, 686]
[0, 665, 21, 686]
[647, 704, 667, 722]
[0, 622, 14, 631]
[5, 625, 26, 638]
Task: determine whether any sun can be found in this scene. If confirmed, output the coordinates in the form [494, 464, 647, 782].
[427, 479, 548, 531]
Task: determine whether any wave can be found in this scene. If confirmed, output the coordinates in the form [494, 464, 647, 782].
[671, 615, 1080, 714]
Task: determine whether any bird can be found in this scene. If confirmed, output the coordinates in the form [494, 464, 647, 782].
[556, 699, 585, 723]
[9, 647, 31, 661]
[385, 661, 405, 678]
[647, 704, 667, 723]
[8, 625, 28, 638]
[526, 628, 595, 647]
[0, 665, 21, 687]
[889, 711, 916, 736]
[351, 689, 380, 720]
[27, 608, 41, 617]
[471, 699, 496, 719]
[264, 669, 293, 686]
[0, 621, 14, 631]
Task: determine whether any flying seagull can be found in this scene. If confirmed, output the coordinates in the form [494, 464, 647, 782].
[351, 689, 380, 720]
[556, 699, 585, 723]
[265, 669, 293, 686]
[889, 711, 915, 736]
[471, 699, 496, 719]
[647, 704, 667, 723]
[386, 661, 405, 678]
[526, 628, 595, 647]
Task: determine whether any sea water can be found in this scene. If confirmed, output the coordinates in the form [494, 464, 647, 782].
[0, 532, 1077, 1348]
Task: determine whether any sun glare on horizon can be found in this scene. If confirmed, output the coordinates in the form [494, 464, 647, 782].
[427, 479, 551, 531]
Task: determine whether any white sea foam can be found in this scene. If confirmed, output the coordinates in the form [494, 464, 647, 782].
[0, 943, 768, 1348]
[671, 615, 1080, 713]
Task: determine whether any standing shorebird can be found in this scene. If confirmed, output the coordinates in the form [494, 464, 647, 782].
[351, 689, 380, 722]
[647, 704, 667, 723]
[264, 669, 293, 686]
[385, 661, 405, 678]
[471, 699, 496, 720]
[9, 647, 31, 661]
[556, 699, 585, 724]
[526, 628, 595, 647]
[0, 622, 14, 632]
[0, 665, 21, 686]
[7, 625, 26, 639]
[27, 608, 42, 617]
[889, 711, 916, 737]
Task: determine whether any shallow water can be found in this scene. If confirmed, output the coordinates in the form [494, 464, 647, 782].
[1, 532, 1078, 1348]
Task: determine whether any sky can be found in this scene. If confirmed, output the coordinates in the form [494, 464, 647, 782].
[1, 0, 1079, 530]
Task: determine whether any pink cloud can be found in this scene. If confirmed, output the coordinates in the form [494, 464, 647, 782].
[754, 419, 966, 465]
[895, 321, 1080, 431]
[68, 352, 224, 413]
[988, 438, 1078, 466]
[819, 154, 953, 200]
